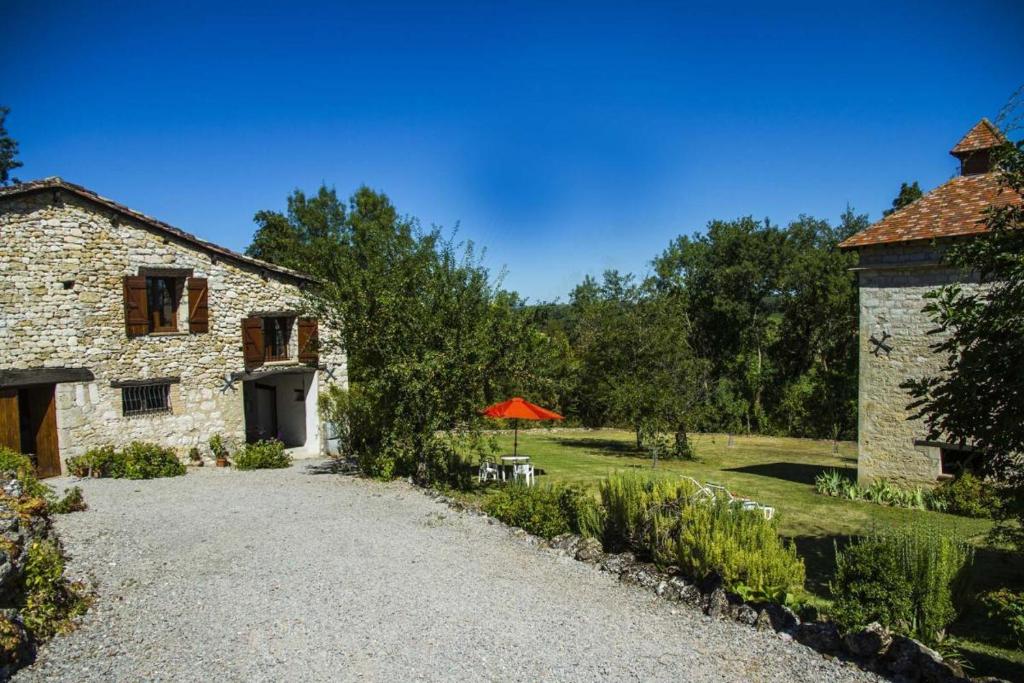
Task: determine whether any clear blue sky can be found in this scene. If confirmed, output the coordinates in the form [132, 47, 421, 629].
[4, 1, 1022, 301]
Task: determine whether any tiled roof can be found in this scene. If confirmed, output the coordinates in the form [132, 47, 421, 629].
[0, 177, 316, 283]
[950, 118, 1006, 156]
[839, 172, 1021, 249]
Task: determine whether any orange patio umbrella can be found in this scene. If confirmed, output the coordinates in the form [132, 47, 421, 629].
[481, 397, 564, 457]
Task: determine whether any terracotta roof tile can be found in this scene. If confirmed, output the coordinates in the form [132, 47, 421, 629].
[950, 118, 1006, 156]
[0, 177, 316, 283]
[839, 172, 1021, 249]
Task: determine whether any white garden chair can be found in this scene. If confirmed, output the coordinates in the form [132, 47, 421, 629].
[512, 462, 535, 486]
[478, 460, 500, 483]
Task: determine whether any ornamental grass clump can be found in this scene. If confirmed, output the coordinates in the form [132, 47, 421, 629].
[831, 524, 974, 645]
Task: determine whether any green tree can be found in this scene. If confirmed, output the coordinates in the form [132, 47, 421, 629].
[904, 127, 1024, 549]
[571, 270, 708, 453]
[882, 181, 923, 216]
[0, 106, 22, 186]
[256, 186, 542, 484]
[245, 184, 346, 274]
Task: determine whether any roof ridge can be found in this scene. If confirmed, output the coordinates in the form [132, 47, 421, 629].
[0, 177, 317, 283]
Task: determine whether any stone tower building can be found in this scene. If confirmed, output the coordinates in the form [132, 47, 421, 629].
[839, 119, 1020, 485]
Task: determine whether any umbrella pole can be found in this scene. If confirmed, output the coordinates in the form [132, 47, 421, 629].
[513, 419, 519, 457]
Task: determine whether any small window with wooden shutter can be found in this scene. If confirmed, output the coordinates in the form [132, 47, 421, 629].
[123, 276, 149, 337]
[242, 317, 265, 368]
[298, 318, 319, 365]
[187, 278, 209, 333]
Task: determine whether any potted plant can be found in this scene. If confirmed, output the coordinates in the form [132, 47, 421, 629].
[208, 434, 230, 467]
[188, 446, 204, 467]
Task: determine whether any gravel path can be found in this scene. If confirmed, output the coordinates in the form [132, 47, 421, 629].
[15, 461, 880, 682]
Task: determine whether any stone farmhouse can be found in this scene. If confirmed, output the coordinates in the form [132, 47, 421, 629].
[0, 178, 346, 477]
[839, 119, 1020, 486]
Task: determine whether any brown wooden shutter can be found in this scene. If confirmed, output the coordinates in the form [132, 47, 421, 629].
[298, 318, 319, 365]
[123, 276, 149, 337]
[187, 278, 209, 333]
[242, 317, 264, 367]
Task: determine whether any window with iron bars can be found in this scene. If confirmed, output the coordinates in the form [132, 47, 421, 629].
[121, 383, 172, 416]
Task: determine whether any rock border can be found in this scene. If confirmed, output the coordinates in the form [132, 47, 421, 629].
[424, 489, 1004, 683]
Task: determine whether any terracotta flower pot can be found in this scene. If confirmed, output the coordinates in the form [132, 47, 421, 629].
[216, 457, 229, 467]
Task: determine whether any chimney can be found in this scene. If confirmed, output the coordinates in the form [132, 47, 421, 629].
[949, 118, 1006, 176]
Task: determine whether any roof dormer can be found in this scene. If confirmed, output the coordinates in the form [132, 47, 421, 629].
[950, 118, 1006, 176]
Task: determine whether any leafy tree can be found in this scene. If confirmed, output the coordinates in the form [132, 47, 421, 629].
[571, 270, 708, 454]
[255, 186, 542, 484]
[245, 185, 345, 275]
[882, 181, 923, 216]
[904, 129, 1024, 549]
[0, 106, 22, 186]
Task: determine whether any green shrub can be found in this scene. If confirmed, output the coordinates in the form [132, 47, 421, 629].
[120, 442, 186, 479]
[19, 539, 90, 640]
[981, 589, 1024, 649]
[831, 525, 973, 644]
[593, 472, 804, 600]
[653, 496, 805, 599]
[65, 445, 126, 479]
[233, 440, 292, 470]
[67, 443, 183, 480]
[556, 484, 603, 537]
[930, 473, 1000, 519]
[0, 447, 52, 499]
[50, 487, 86, 514]
[484, 484, 571, 540]
[831, 534, 916, 635]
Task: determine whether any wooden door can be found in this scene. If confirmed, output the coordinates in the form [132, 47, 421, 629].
[0, 389, 20, 452]
[19, 385, 61, 479]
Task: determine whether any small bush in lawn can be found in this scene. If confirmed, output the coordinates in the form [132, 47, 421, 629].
[831, 525, 973, 644]
[930, 473, 1000, 519]
[233, 440, 292, 470]
[50, 487, 86, 514]
[120, 442, 186, 479]
[65, 446, 127, 479]
[484, 484, 571, 540]
[0, 447, 52, 499]
[981, 589, 1024, 649]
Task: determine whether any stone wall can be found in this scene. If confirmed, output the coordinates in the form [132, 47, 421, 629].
[0, 190, 347, 468]
[855, 242, 981, 485]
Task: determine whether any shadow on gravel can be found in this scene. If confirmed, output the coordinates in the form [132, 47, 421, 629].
[305, 459, 359, 475]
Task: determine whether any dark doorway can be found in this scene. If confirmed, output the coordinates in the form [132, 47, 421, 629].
[0, 384, 61, 478]
[245, 382, 279, 443]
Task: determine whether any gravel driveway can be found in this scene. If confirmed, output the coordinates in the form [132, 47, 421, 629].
[15, 461, 879, 682]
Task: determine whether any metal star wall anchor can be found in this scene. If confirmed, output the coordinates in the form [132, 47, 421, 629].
[869, 331, 893, 356]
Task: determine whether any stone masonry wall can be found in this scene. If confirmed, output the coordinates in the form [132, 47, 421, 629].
[855, 243, 981, 486]
[0, 190, 347, 467]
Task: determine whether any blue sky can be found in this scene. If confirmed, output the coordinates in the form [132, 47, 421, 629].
[4, 1, 1022, 301]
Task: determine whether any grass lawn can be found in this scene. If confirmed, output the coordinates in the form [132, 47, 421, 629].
[463, 428, 1023, 680]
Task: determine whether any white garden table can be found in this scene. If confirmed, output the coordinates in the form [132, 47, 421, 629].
[499, 455, 530, 481]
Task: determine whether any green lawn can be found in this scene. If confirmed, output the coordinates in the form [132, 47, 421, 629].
[464, 428, 1023, 680]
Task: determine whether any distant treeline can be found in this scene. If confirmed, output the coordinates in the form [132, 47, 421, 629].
[246, 185, 865, 471]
